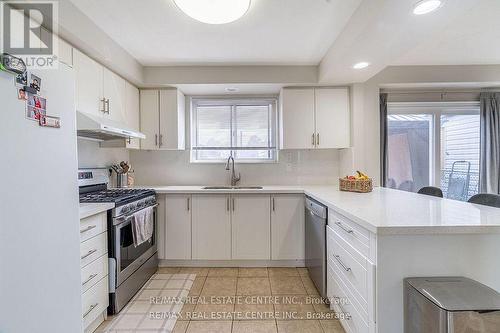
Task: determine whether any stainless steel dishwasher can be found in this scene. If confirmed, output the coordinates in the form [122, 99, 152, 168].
[305, 196, 327, 298]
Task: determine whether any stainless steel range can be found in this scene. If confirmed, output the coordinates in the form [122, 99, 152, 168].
[78, 168, 158, 314]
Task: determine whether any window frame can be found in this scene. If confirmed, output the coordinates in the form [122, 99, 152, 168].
[387, 101, 480, 188]
[190, 97, 279, 164]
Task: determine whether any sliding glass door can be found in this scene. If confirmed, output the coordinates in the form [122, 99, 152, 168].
[386, 102, 480, 201]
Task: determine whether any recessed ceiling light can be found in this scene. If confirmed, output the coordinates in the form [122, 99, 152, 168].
[413, 0, 442, 15]
[173, 0, 251, 24]
[225, 87, 239, 92]
[353, 62, 370, 69]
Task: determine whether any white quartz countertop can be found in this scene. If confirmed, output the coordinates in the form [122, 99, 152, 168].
[141, 185, 500, 235]
[79, 202, 114, 219]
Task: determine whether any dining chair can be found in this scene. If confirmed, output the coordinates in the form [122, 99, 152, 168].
[417, 186, 444, 198]
[467, 193, 500, 208]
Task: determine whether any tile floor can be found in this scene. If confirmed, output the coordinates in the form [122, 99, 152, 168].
[97, 267, 345, 333]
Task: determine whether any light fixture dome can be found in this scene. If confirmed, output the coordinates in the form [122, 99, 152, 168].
[353, 62, 370, 69]
[173, 0, 251, 24]
[413, 0, 442, 15]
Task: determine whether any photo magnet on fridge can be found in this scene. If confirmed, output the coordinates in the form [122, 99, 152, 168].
[26, 93, 47, 121]
[29, 73, 41, 92]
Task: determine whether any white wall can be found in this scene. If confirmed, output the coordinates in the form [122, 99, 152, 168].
[77, 139, 130, 169]
[130, 149, 340, 186]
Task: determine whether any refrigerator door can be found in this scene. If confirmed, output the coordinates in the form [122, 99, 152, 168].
[0, 66, 82, 333]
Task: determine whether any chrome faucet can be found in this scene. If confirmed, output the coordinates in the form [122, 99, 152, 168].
[225, 155, 241, 186]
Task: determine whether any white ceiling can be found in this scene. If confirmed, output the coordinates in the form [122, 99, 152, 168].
[69, 0, 362, 66]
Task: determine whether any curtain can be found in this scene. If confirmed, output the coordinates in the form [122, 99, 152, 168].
[479, 92, 500, 194]
[380, 93, 388, 187]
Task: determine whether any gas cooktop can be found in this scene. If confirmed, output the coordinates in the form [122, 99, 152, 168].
[79, 188, 155, 205]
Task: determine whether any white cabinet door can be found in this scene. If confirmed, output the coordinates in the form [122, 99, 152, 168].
[58, 37, 73, 67]
[74, 49, 103, 117]
[280, 88, 315, 149]
[125, 82, 140, 149]
[271, 194, 305, 260]
[315, 88, 350, 149]
[231, 195, 271, 260]
[192, 194, 231, 260]
[140, 90, 159, 150]
[159, 89, 185, 150]
[103, 68, 126, 123]
[165, 195, 192, 260]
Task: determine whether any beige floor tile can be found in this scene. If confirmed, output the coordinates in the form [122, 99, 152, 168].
[238, 268, 269, 277]
[237, 277, 272, 296]
[192, 302, 235, 321]
[109, 313, 143, 330]
[139, 315, 170, 330]
[186, 320, 232, 333]
[232, 320, 277, 333]
[178, 303, 197, 321]
[276, 320, 323, 333]
[201, 277, 237, 296]
[179, 267, 210, 276]
[311, 299, 334, 314]
[207, 267, 239, 277]
[270, 276, 307, 295]
[320, 320, 345, 333]
[173, 320, 189, 333]
[123, 300, 152, 314]
[268, 268, 299, 277]
[297, 268, 309, 277]
[234, 302, 275, 320]
[189, 276, 206, 296]
[300, 276, 320, 296]
[274, 295, 316, 320]
[158, 267, 181, 274]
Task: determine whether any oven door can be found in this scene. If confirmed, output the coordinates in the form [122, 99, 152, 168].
[113, 205, 157, 287]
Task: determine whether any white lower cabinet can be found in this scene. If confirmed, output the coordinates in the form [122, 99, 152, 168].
[192, 194, 231, 260]
[231, 194, 271, 260]
[271, 194, 305, 260]
[80, 211, 109, 333]
[165, 194, 192, 260]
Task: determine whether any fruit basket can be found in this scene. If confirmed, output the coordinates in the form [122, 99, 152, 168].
[339, 171, 373, 193]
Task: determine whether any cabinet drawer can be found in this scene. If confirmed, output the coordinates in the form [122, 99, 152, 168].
[328, 264, 369, 333]
[80, 233, 107, 268]
[327, 225, 368, 313]
[80, 213, 107, 243]
[329, 210, 370, 257]
[82, 276, 108, 330]
[81, 254, 108, 293]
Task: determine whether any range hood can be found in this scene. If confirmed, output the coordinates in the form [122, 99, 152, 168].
[76, 111, 145, 141]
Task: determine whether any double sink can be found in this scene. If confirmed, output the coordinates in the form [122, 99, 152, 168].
[202, 186, 263, 190]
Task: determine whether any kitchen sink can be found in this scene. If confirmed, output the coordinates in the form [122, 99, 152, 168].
[202, 186, 263, 190]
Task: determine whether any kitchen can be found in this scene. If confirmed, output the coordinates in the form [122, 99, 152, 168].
[2, 1, 500, 333]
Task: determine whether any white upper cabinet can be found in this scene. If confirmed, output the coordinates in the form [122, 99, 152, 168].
[58, 38, 73, 67]
[191, 195, 231, 260]
[280, 88, 315, 149]
[231, 195, 271, 260]
[74, 49, 103, 117]
[125, 82, 140, 149]
[139, 89, 185, 150]
[271, 194, 305, 260]
[165, 195, 192, 260]
[103, 68, 126, 123]
[280, 87, 350, 149]
[315, 88, 350, 148]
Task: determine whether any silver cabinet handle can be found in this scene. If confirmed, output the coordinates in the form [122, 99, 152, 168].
[83, 303, 98, 318]
[335, 221, 354, 234]
[334, 254, 351, 272]
[105, 99, 110, 114]
[82, 273, 98, 286]
[272, 197, 275, 212]
[312, 133, 315, 146]
[226, 197, 230, 211]
[155, 134, 158, 146]
[100, 98, 106, 113]
[159, 134, 163, 147]
[80, 225, 96, 234]
[317, 133, 320, 146]
[81, 249, 97, 260]
[232, 197, 235, 211]
[187, 197, 190, 211]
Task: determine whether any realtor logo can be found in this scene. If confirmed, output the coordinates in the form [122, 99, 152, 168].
[1, 1, 58, 68]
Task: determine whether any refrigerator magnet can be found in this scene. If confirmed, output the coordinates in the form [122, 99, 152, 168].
[39, 115, 61, 128]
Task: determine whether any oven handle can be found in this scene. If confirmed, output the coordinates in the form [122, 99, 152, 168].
[116, 203, 158, 223]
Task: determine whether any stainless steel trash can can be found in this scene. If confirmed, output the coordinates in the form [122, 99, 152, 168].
[404, 277, 500, 333]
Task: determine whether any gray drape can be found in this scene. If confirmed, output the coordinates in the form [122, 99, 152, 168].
[479, 92, 500, 194]
[380, 93, 388, 187]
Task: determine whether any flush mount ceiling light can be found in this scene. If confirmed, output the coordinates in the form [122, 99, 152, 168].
[413, 0, 442, 15]
[173, 0, 251, 24]
[353, 62, 370, 69]
[225, 87, 239, 92]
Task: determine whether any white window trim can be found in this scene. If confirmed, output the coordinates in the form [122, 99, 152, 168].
[190, 97, 279, 164]
[387, 101, 480, 187]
